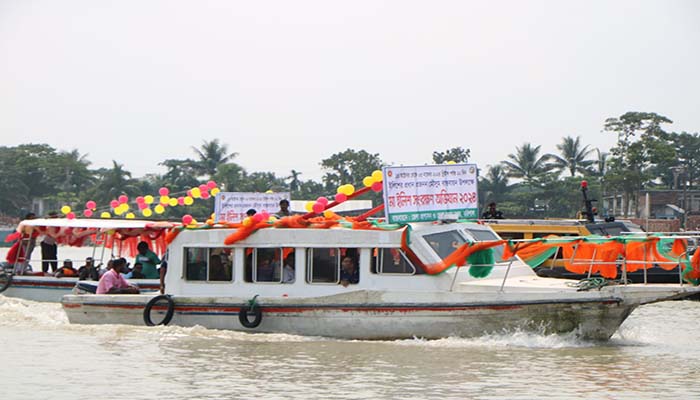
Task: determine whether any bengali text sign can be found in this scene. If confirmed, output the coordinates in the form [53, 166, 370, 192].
[214, 192, 290, 223]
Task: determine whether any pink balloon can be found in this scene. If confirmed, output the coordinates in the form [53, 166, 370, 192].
[260, 211, 270, 220]
[201, 191, 210, 199]
[160, 201, 169, 207]
[177, 196, 185, 206]
[252, 214, 264, 223]
[159, 187, 169, 196]
[66, 212, 76, 220]
[316, 196, 329, 205]
[187, 190, 192, 197]
[138, 202, 148, 210]
[198, 184, 208, 192]
[312, 202, 324, 214]
[136, 196, 145, 204]
[85, 200, 96, 210]
[181, 214, 193, 225]
[371, 181, 383, 192]
[335, 193, 347, 203]
[84, 209, 93, 217]
[110, 200, 119, 208]
[207, 180, 217, 189]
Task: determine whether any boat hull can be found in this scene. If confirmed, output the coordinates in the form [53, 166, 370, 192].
[62, 290, 679, 340]
[1, 276, 160, 303]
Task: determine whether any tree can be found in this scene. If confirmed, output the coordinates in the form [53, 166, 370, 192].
[320, 149, 384, 190]
[549, 136, 594, 177]
[287, 169, 303, 194]
[192, 139, 238, 178]
[432, 147, 470, 164]
[478, 165, 509, 207]
[160, 158, 201, 191]
[502, 143, 552, 187]
[89, 161, 140, 205]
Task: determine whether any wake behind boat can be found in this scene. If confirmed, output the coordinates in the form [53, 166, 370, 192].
[62, 217, 700, 340]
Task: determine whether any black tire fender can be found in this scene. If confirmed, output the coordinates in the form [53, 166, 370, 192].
[238, 302, 262, 328]
[0, 271, 12, 294]
[143, 294, 175, 326]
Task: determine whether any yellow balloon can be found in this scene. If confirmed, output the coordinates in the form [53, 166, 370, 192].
[114, 207, 124, 216]
[100, 212, 111, 219]
[144, 195, 154, 204]
[362, 176, 373, 188]
[323, 210, 335, 218]
[184, 196, 194, 205]
[168, 198, 178, 207]
[191, 187, 201, 198]
[210, 213, 215, 219]
[125, 212, 135, 219]
[242, 217, 252, 227]
[118, 204, 129, 213]
[446, 160, 456, 165]
[160, 195, 170, 204]
[211, 188, 220, 196]
[305, 201, 314, 212]
[60, 205, 71, 215]
[265, 190, 273, 194]
[336, 185, 344, 194]
[371, 170, 383, 182]
[341, 184, 355, 196]
[154, 204, 165, 214]
[142, 208, 153, 217]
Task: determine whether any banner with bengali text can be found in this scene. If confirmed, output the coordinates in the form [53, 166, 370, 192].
[214, 192, 290, 223]
[382, 164, 478, 223]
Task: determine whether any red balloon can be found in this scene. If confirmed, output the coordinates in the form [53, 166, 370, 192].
[181, 214, 193, 225]
[66, 212, 76, 220]
[201, 191, 210, 199]
[312, 202, 324, 214]
[252, 214, 264, 223]
[118, 195, 128, 204]
[138, 202, 148, 210]
[371, 181, 383, 192]
[316, 196, 329, 205]
[198, 184, 208, 192]
[335, 193, 347, 203]
[207, 180, 217, 189]
[177, 196, 185, 206]
[84, 209, 93, 217]
[110, 200, 119, 208]
[159, 187, 169, 196]
[136, 196, 145, 204]
[85, 200, 96, 210]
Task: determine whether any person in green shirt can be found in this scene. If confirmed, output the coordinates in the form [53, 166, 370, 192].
[135, 241, 161, 279]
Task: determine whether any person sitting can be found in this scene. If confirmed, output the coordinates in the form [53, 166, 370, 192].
[96, 258, 140, 294]
[275, 199, 291, 218]
[256, 256, 275, 282]
[55, 259, 78, 278]
[340, 256, 359, 287]
[282, 256, 295, 283]
[481, 202, 504, 219]
[78, 257, 99, 281]
[122, 262, 145, 279]
[135, 241, 161, 279]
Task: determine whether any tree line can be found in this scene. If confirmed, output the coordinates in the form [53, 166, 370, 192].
[1, 111, 698, 221]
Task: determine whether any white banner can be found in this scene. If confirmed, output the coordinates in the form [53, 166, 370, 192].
[382, 164, 478, 223]
[214, 192, 290, 223]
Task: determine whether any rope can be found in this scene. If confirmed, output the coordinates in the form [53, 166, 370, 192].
[247, 294, 260, 307]
[566, 277, 629, 291]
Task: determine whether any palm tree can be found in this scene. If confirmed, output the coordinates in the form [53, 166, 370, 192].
[549, 136, 595, 177]
[479, 165, 509, 205]
[502, 143, 552, 186]
[287, 169, 302, 194]
[192, 139, 238, 178]
[592, 148, 608, 177]
[92, 161, 140, 203]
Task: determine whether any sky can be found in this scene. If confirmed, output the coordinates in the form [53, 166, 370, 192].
[1, 0, 699, 182]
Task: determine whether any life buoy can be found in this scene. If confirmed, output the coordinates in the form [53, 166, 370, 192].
[0, 270, 12, 294]
[143, 294, 175, 326]
[238, 302, 262, 328]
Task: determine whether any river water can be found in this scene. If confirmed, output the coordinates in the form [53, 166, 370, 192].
[2, 249, 700, 399]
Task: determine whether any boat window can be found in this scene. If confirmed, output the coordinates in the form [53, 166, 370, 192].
[423, 231, 466, 259]
[306, 248, 360, 284]
[243, 248, 295, 283]
[464, 228, 505, 262]
[184, 247, 233, 282]
[372, 248, 416, 275]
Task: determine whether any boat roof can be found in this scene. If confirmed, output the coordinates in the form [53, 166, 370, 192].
[17, 218, 175, 238]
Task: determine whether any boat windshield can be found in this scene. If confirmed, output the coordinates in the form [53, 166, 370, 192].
[463, 228, 505, 262]
[423, 230, 466, 259]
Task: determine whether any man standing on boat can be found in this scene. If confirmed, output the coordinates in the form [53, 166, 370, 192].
[276, 199, 291, 217]
[135, 241, 161, 279]
[40, 211, 59, 273]
[481, 202, 504, 219]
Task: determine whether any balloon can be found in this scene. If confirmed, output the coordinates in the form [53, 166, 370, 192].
[252, 214, 263, 223]
[154, 204, 165, 214]
[363, 176, 373, 187]
[371, 181, 383, 192]
[206, 219, 214, 225]
[84, 209, 93, 217]
[191, 187, 201, 198]
[118, 195, 128, 204]
[114, 207, 124, 216]
[189, 218, 198, 226]
[371, 170, 383, 182]
[335, 193, 347, 203]
[211, 188, 220, 196]
[316, 196, 328, 205]
[242, 217, 252, 227]
[340, 184, 355, 196]
[158, 187, 169, 196]
[336, 184, 345, 194]
[168, 198, 178, 207]
[60, 205, 71, 215]
[201, 191, 210, 199]
[85, 200, 96, 210]
[184, 196, 194, 206]
[144, 195, 154, 205]
[323, 210, 335, 218]
[66, 212, 76, 220]
[207, 180, 217, 189]
[446, 160, 456, 165]
[138, 202, 148, 210]
[187, 190, 192, 197]
[142, 208, 153, 217]
[182, 214, 193, 225]
[199, 184, 208, 192]
[125, 213, 135, 219]
[260, 211, 270, 220]
[110, 200, 119, 208]
[304, 201, 314, 212]
[160, 195, 170, 204]
[312, 202, 324, 214]
[177, 197, 185, 206]
[265, 190, 273, 194]
[100, 212, 111, 219]
[210, 213, 215, 219]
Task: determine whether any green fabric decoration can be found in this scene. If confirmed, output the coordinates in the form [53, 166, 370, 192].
[522, 247, 558, 268]
[468, 248, 494, 278]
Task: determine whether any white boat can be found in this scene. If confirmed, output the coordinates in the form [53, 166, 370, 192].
[61, 217, 700, 340]
[0, 218, 172, 302]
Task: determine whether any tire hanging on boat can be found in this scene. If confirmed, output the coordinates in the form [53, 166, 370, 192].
[143, 294, 175, 326]
[0, 270, 12, 294]
[239, 298, 262, 328]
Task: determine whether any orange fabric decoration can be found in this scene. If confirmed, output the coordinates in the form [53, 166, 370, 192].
[422, 240, 505, 275]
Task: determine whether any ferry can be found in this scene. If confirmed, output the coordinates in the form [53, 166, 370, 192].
[61, 215, 700, 340]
